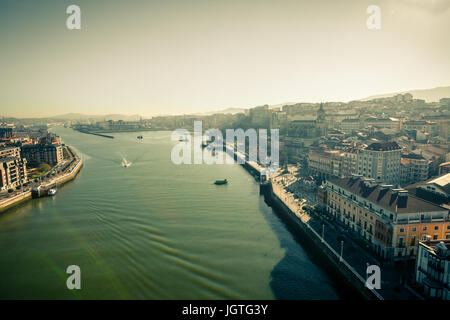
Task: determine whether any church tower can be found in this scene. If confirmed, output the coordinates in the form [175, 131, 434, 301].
[316, 102, 327, 136]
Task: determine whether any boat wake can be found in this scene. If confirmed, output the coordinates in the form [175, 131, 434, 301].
[122, 158, 132, 167]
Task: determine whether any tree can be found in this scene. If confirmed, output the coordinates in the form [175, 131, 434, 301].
[38, 163, 51, 173]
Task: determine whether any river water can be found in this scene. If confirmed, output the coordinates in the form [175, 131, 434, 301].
[0, 128, 347, 299]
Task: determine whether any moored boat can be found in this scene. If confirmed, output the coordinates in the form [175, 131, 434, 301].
[214, 179, 228, 185]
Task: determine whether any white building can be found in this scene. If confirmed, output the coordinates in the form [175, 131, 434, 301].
[357, 141, 402, 185]
[415, 239, 450, 300]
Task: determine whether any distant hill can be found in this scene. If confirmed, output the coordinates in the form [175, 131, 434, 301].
[192, 107, 248, 116]
[360, 86, 450, 102]
[51, 113, 145, 121]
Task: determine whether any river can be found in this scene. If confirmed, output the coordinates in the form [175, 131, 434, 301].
[0, 127, 348, 299]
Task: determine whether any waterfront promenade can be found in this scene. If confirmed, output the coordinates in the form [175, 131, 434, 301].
[223, 141, 416, 299]
[0, 146, 83, 213]
[269, 171, 419, 300]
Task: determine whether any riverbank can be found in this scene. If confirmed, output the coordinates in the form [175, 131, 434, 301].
[265, 182, 382, 300]
[225, 144, 383, 300]
[0, 147, 83, 213]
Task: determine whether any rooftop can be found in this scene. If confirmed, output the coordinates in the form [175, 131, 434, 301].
[327, 177, 447, 214]
[0, 156, 21, 163]
[427, 173, 450, 194]
[365, 141, 401, 151]
[401, 153, 426, 160]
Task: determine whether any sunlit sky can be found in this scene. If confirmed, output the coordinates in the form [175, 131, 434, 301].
[1, 0, 449, 117]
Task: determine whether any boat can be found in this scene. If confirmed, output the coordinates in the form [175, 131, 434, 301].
[122, 158, 132, 167]
[214, 179, 228, 185]
[137, 135, 143, 139]
[48, 188, 57, 196]
[179, 136, 189, 142]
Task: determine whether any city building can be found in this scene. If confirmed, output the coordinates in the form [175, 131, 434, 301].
[400, 153, 430, 186]
[0, 127, 14, 139]
[308, 148, 342, 178]
[356, 141, 402, 185]
[439, 162, 450, 175]
[406, 173, 450, 209]
[21, 144, 63, 166]
[415, 239, 450, 300]
[341, 149, 358, 178]
[0, 146, 21, 158]
[0, 157, 28, 191]
[403, 120, 438, 135]
[364, 117, 401, 132]
[322, 176, 449, 260]
[340, 118, 361, 132]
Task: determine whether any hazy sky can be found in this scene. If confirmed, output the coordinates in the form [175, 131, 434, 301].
[1, 0, 449, 117]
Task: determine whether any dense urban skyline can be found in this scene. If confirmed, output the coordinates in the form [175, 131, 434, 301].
[1, 0, 450, 117]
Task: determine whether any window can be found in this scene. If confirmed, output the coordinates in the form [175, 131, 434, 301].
[433, 234, 438, 240]
[400, 228, 405, 233]
[412, 227, 417, 232]
[423, 226, 427, 231]
[434, 226, 439, 230]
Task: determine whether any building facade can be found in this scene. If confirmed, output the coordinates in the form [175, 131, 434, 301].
[415, 239, 450, 300]
[21, 144, 63, 166]
[308, 148, 342, 178]
[0, 157, 28, 191]
[321, 176, 449, 261]
[357, 141, 402, 184]
[400, 154, 430, 186]
[0, 146, 21, 158]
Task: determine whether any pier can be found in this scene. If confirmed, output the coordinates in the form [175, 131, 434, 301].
[75, 129, 114, 139]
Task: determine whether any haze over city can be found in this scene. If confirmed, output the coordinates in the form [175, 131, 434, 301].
[1, 0, 450, 117]
[1, 0, 450, 305]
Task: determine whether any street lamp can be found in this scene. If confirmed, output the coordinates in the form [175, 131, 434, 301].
[322, 224, 325, 243]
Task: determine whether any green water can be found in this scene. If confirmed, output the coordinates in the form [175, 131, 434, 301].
[0, 128, 343, 299]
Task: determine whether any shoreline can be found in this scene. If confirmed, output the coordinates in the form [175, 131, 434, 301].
[0, 147, 83, 214]
[228, 145, 382, 300]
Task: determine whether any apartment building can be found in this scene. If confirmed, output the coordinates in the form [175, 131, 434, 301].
[0, 146, 21, 158]
[415, 239, 450, 300]
[21, 144, 63, 166]
[403, 120, 438, 135]
[321, 176, 449, 261]
[0, 157, 28, 191]
[400, 153, 430, 186]
[341, 149, 358, 178]
[364, 117, 401, 132]
[308, 148, 342, 178]
[406, 173, 450, 209]
[439, 162, 450, 175]
[356, 141, 402, 184]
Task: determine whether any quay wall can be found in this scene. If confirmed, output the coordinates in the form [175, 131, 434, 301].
[229, 149, 381, 300]
[265, 185, 383, 300]
[0, 191, 32, 213]
[0, 148, 83, 213]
